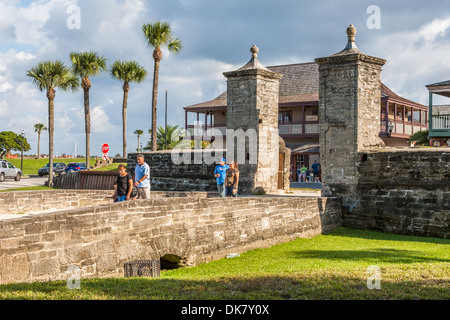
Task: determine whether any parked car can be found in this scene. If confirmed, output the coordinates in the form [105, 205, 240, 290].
[64, 163, 87, 173]
[38, 162, 67, 176]
[0, 160, 23, 182]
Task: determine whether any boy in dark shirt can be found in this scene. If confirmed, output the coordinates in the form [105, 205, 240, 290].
[114, 164, 133, 202]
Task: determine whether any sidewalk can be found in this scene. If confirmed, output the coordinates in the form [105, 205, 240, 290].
[290, 182, 323, 190]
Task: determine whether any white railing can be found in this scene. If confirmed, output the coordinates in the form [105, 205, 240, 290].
[432, 115, 450, 130]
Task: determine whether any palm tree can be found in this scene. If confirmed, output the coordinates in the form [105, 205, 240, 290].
[34, 123, 47, 159]
[111, 61, 147, 158]
[27, 61, 79, 186]
[70, 51, 107, 169]
[134, 129, 144, 152]
[142, 21, 182, 152]
[145, 125, 184, 151]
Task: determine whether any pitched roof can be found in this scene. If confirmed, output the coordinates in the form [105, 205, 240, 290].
[184, 62, 426, 111]
[426, 80, 450, 87]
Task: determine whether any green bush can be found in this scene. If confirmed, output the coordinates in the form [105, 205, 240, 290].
[409, 130, 429, 146]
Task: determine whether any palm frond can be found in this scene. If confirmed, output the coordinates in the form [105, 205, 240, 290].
[111, 60, 147, 84]
[70, 51, 108, 78]
[27, 60, 79, 93]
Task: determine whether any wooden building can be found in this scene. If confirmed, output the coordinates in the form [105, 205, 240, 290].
[184, 62, 428, 181]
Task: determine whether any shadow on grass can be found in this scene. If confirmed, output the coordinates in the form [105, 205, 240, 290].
[327, 228, 450, 245]
[0, 273, 448, 300]
[290, 248, 449, 264]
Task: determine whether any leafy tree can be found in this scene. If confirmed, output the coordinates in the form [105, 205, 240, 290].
[70, 51, 108, 169]
[142, 21, 182, 151]
[144, 125, 185, 151]
[34, 123, 47, 158]
[27, 60, 79, 186]
[111, 61, 147, 158]
[0, 131, 31, 158]
[134, 129, 144, 152]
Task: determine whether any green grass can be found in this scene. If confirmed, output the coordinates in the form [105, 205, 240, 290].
[0, 186, 55, 193]
[0, 228, 448, 300]
[5, 158, 97, 176]
[92, 163, 127, 172]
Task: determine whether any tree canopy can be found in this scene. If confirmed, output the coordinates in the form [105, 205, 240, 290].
[0, 131, 31, 158]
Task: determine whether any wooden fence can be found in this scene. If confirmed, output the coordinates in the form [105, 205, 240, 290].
[53, 171, 117, 190]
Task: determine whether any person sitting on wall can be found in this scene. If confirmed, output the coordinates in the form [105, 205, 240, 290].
[225, 161, 240, 198]
[299, 165, 308, 182]
[214, 158, 229, 198]
[311, 160, 321, 183]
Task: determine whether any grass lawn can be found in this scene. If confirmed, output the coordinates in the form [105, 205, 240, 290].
[0, 186, 54, 193]
[92, 163, 127, 172]
[0, 228, 448, 300]
[6, 158, 97, 176]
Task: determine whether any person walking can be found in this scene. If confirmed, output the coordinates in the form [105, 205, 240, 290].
[134, 154, 151, 199]
[214, 158, 229, 198]
[225, 161, 240, 198]
[113, 164, 133, 202]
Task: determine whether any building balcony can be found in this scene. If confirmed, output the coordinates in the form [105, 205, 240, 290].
[279, 121, 320, 137]
[380, 116, 428, 138]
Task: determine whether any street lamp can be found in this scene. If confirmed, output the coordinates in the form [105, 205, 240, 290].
[21, 130, 25, 172]
[388, 122, 394, 138]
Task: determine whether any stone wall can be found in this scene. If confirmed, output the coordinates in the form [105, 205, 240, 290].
[343, 150, 450, 238]
[0, 190, 114, 216]
[0, 191, 342, 285]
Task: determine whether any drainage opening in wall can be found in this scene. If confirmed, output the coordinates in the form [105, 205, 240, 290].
[160, 254, 185, 271]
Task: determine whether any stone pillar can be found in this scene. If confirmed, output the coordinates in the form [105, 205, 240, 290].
[224, 45, 283, 194]
[315, 25, 386, 209]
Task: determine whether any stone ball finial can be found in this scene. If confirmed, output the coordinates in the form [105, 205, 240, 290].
[251, 45, 259, 59]
[347, 24, 357, 42]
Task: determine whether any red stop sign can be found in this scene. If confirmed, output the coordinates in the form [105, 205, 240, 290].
[102, 144, 110, 154]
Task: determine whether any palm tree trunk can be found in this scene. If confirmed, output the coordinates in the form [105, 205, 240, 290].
[37, 132, 41, 159]
[122, 82, 129, 158]
[151, 57, 160, 152]
[82, 78, 91, 170]
[47, 88, 55, 187]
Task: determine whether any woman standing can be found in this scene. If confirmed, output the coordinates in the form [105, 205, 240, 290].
[114, 164, 134, 202]
[225, 161, 240, 198]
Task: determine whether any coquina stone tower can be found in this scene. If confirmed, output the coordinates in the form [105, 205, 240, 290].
[315, 25, 386, 209]
[224, 45, 283, 194]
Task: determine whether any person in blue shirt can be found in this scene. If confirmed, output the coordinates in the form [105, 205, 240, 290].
[134, 154, 151, 199]
[214, 158, 229, 198]
[311, 160, 321, 183]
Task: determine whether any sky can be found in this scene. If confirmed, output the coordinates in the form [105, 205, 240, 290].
[1, 0, 450, 157]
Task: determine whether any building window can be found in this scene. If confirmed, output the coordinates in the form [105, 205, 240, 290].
[297, 155, 305, 168]
[279, 111, 292, 125]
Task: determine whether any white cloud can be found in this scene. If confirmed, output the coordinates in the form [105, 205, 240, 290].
[419, 17, 450, 41]
[367, 16, 450, 105]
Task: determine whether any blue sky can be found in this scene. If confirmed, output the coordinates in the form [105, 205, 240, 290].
[1, 0, 450, 156]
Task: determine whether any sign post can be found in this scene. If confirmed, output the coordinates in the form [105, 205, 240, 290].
[102, 144, 110, 161]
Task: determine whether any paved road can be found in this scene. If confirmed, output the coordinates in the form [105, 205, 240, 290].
[0, 176, 48, 191]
